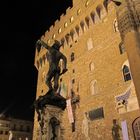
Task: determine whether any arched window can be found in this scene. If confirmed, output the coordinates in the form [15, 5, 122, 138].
[61, 38, 65, 47]
[47, 39, 51, 45]
[70, 16, 74, 23]
[87, 38, 93, 50]
[132, 117, 140, 140]
[42, 55, 46, 64]
[77, 9, 81, 15]
[123, 65, 131, 81]
[113, 19, 119, 32]
[39, 58, 43, 67]
[58, 28, 62, 33]
[80, 21, 86, 33]
[90, 12, 95, 24]
[64, 22, 68, 28]
[75, 25, 81, 36]
[65, 34, 70, 45]
[96, 6, 102, 19]
[96, 5, 106, 19]
[52, 34, 56, 39]
[37, 60, 39, 69]
[90, 80, 98, 95]
[119, 42, 125, 54]
[85, 16, 91, 28]
[36, 45, 41, 54]
[70, 30, 75, 41]
[85, 0, 90, 7]
[71, 52, 75, 62]
[103, 0, 108, 11]
[90, 12, 99, 23]
[89, 62, 94, 71]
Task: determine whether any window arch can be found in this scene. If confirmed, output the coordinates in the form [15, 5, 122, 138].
[71, 52, 75, 62]
[70, 29, 75, 41]
[52, 34, 56, 39]
[64, 22, 68, 28]
[119, 42, 125, 54]
[123, 65, 131, 82]
[77, 9, 81, 15]
[90, 11, 99, 23]
[89, 62, 94, 71]
[85, 16, 91, 28]
[39, 58, 43, 67]
[96, 5, 102, 19]
[58, 28, 62, 33]
[90, 12, 95, 24]
[36, 60, 39, 69]
[42, 54, 46, 64]
[103, 0, 108, 11]
[96, 5, 106, 19]
[65, 34, 71, 45]
[61, 38, 65, 47]
[113, 19, 119, 32]
[75, 25, 82, 36]
[87, 38, 93, 50]
[80, 21, 86, 33]
[132, 117, 140, 140]
[85, 0, 90, 7]
[70, 16, 74, 23]
[90, 80, 98, 95]
[36, 45, 41, 54]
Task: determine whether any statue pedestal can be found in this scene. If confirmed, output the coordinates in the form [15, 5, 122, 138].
[40, 105, 64, 140]
[34, 90, 67, 140]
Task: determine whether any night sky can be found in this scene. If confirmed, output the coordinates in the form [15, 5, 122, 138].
[1, 0, 72, 121]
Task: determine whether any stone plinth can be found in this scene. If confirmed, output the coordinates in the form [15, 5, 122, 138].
[39, 105, 64, 140]
[34, 90, 66, 140]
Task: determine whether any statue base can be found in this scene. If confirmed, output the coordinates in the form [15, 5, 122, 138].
[35, 89, 66, 111]
[38, 105, 65, 140]
[34, 90, 66, 140]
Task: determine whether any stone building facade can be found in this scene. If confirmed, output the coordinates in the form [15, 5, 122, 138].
[0, 117, 33, 140]
[33, 0, 140, 139]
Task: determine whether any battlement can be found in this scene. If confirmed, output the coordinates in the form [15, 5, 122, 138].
[116, 0, 140, 39]
[66, 7, 71, 14]
[43, 0, 109, 42]
[49, 25, 54, 32]
[54, 19, 59, 26]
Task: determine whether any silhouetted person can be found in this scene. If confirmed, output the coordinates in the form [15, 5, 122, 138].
[36, 40, 67, 92]
[112, 119, 121, 140]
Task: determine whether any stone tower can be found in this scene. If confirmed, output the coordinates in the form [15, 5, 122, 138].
[33, 0, 140, 139]
[115, 0, 140, 106]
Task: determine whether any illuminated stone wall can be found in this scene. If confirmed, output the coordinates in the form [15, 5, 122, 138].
[33, 0, 140, 139]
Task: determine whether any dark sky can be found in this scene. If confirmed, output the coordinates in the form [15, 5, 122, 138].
[1, 0, 72, 121]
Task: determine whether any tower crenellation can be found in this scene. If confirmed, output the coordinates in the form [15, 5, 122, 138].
[116, 0, 140, 40]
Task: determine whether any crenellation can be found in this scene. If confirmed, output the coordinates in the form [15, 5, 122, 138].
[37, 0, 113, 47]
[49, 25, 54, 32]
[66, 7, 71, 14]
[54, 19, 59, 26]
[60, 13, 64, 20]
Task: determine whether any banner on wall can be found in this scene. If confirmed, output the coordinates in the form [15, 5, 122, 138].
[121, 120, 129, 140]
[66, 99, 74, 123]
[116, 88, 131, 102]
